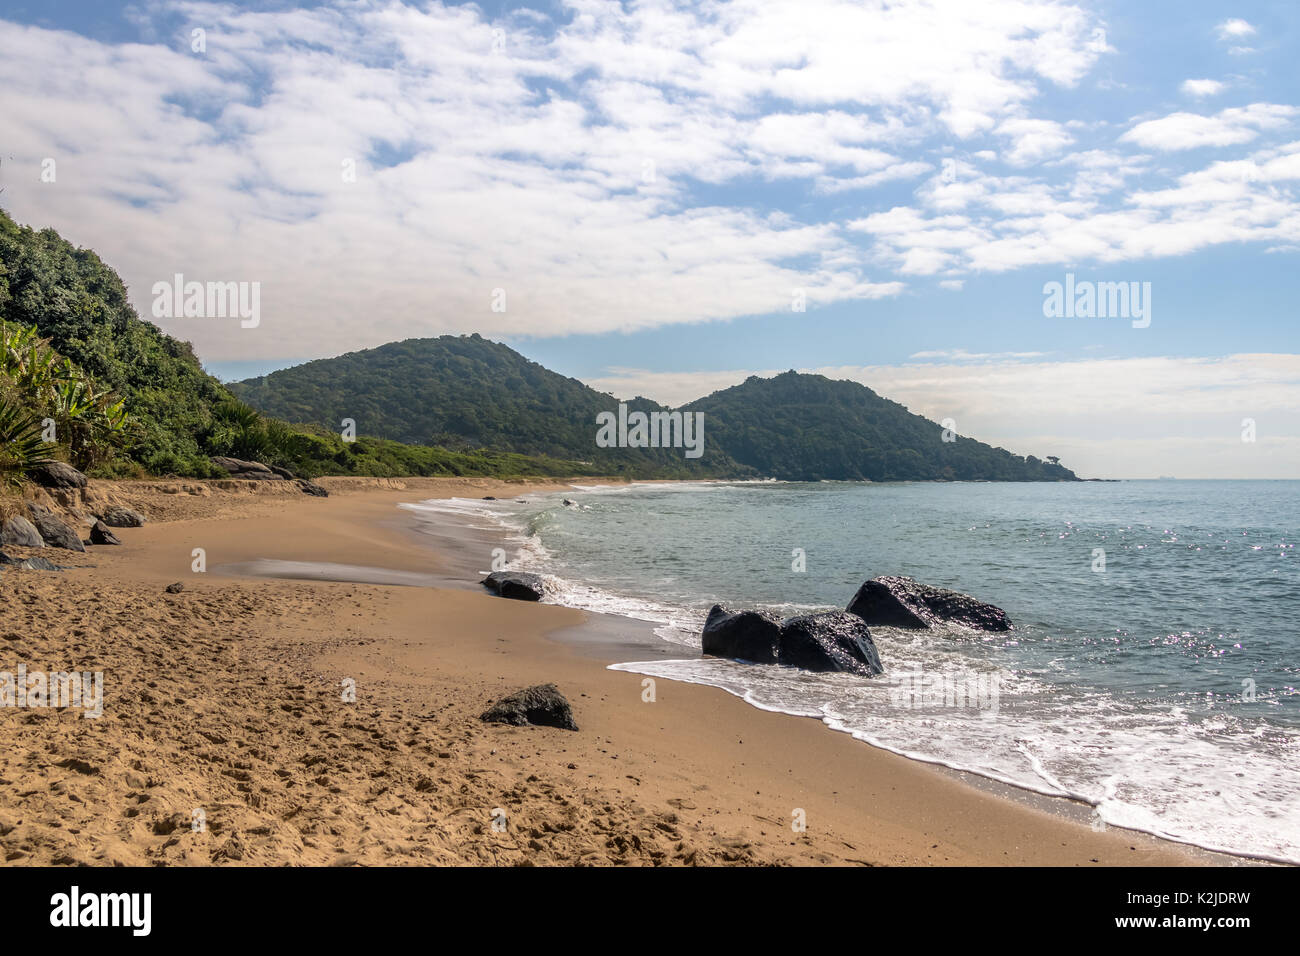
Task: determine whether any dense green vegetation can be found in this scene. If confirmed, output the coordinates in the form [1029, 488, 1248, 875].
[0, 395, 52, 487]
[1, 322, 129, 471]
[235, 338, 1078, 482]
[685, 372, 1077, 481]
[0, 209, 608, 482]
[202, 400, 597, 479]
[0, 208, 231, 476]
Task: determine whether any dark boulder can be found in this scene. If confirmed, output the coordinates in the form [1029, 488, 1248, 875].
[1, 515, 44, 548]
[481, 570, 547, 602]
[270, 464, 296, 480]
[700, 604, 781, 664]
[29, 461, 87, 489]
[0, 552, 61, 571]
[98, 506, 146, 528]
[480, 683, 578, 731]
[296, 479, 329, 498]
[89, 521, 121, 546]
[779, 612, 883, 675]
[26, 506, 85, 552]
[165, 582, 185, 594]
[846, 576, 1011, 632]
[210, 455, 259, 473]
[210, 456, 284, 480]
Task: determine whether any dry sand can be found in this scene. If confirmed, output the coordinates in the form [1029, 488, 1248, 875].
[0, 476, 1235, 866]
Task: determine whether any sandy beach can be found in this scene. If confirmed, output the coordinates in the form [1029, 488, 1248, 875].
[0, 477, 1239, 866]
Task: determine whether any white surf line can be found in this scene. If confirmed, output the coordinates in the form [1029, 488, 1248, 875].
[1015, 739, 1079, 800]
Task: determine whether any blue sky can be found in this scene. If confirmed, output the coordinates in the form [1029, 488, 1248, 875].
[0, 0, 1297, 476]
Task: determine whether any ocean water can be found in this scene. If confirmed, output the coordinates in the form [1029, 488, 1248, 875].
[405, 480, 1299, 862]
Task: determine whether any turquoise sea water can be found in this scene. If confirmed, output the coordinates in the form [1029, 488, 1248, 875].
[408, 480, 1299, 862]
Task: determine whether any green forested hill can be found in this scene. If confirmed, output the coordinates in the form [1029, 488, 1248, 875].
[684, 372, 1077, 481]
[234, 338, 1077, 482]
[231, 335, 748, 477]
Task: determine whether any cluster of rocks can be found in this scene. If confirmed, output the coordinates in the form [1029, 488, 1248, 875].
[478, 562, 1009, 680]
[1, 499, 146, 557]
[1, 462, 150, 567]
[209, 457, 329, 497]
[702, 576, 1011, 676]
[3, 454, 327, 579]
[702, 606, 883, 676]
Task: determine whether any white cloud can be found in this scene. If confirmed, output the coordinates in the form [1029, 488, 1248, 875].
[1216, 19, 1256, 40]
[1120, 104, 1296, 151]
[997, 117, 1075, 166]
[1053, 148, 1151, 199]
[1181, 78, 1226, 98]
[0, 0, 1120, 361]
[813, 161, 932, 194]
[909, 349, 1046, 360]
[0, 1, 1294, 365]
[845, 134, 1300, 275]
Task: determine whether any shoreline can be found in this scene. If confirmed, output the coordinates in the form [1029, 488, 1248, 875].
[393, 483, 1265, 866]
[0, 476, 1257, 865]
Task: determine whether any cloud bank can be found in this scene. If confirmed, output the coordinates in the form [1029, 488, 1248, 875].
[0, 0, 1295, 363]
